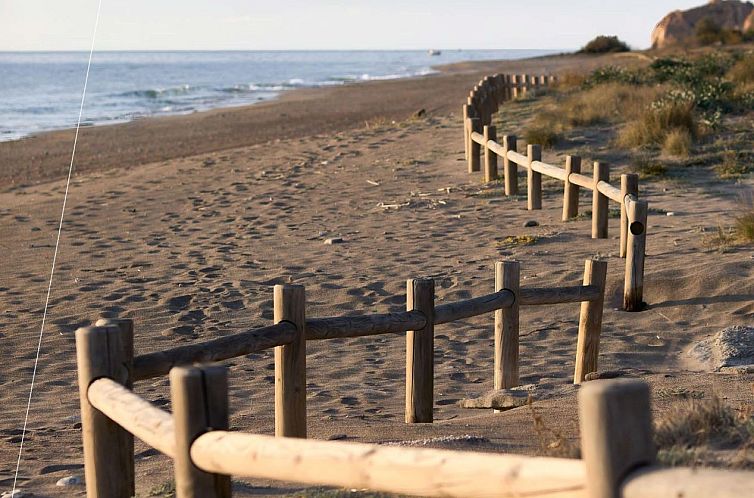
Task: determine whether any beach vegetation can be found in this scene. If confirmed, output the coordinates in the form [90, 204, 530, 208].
[524, 124, 560, 149]
[662, 128, 693, 157]
[654, 395, 754, 468]
[579, 35, 630, 54]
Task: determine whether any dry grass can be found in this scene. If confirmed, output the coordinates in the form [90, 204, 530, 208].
[663, 128, 693, 157]
[524, 125, 560, 149]
[618, 100, 698, 149]
[655, 396, 754, 468]
[528, 398, 580, 459]
[561, 83, 662, 127]
[496, 235, 538, 249]
[727, 53, 754, 84]
[715, 151, 751, 179]
[552, 72, 587, 91]
[736, 212, 754, 242]
[702, 225, 738, 252]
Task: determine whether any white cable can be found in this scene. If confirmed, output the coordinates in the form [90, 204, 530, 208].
[12, 0, 103, 494]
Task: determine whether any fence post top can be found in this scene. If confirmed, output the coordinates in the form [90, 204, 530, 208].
[579, 378, 649, 399]
[169, 364, 227, 381]
[587, 258, 608, 267]
[407, 277, 435, 287]
[274, 283, 305, 291]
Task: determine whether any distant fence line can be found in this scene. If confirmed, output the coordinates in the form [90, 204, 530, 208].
[75, 313, 754, 497]
[462, 73, 648, 312]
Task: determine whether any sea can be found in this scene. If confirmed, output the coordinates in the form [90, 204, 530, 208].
[0, 50, 558, 142]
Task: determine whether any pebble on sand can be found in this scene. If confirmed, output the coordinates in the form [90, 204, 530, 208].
[524, 220, 539, 227]
[324, 237, 344, 245]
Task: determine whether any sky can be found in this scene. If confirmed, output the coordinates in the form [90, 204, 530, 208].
[1, 0, 707, 51]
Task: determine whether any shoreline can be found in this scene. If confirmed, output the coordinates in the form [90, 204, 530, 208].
[0, 51, 623, 191]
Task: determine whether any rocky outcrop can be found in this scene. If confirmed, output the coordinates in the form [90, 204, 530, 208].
[745, 9, 754, 31]
[651, 0, 754, 49]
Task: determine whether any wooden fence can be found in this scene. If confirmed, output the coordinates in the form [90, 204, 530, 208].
[75, 318, 754, 498]
[462, 74, 648, 311]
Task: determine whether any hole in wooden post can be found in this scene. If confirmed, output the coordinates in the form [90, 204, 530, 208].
[630, 221, 644, 236]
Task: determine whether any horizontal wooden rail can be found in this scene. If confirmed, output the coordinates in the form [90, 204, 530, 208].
[487, 139, 506, 157]
[87, 378, 176, 458]
[306, 311, 427, 340]
[622, 466, 754, 498]
[506, 150, 529, 167]
[531, 161, 568, 181]
[133, 322, 296, 381]
[190, 431, 587, 498]
[470, 131, 485, 146]
[569, 172, 594, 190]
[596, 181, 623, 203]
[519, 285, 601, 305]
[435, 289, 515, 324]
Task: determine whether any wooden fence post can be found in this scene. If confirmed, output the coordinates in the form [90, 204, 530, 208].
[620, 174, 639, 258]
[463, 104, 471, 162]
[511, 75, 519, 99]
[468, 117, 481, 173]
[592, 162, 609, 239]
[75, 324, 134, 498]
[579, 380, 655, 498]
[274, 284, 307, 437]
[504, 74, 512, 100]
[574, 259, 607, 384]
[406, 278, 435, 423]
[563, 155, 581, 221]
[170, 365, 231, 498]
[503, 135, 518, 196]
[624, 198, 648, 312]
[483, 125, 497, 183]
[495, 261, 520, 392]
[527, 144, 542, 210]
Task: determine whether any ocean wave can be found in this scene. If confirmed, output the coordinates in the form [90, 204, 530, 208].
[118, 84, 195, 99]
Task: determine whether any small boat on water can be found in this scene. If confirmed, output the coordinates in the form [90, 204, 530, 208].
[428, 49, 442, 56]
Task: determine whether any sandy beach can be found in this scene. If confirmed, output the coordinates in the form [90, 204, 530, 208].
[1, 51, 753, 496]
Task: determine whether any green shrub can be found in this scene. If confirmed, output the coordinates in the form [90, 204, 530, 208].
[579, 35, 630, 54]
[696, 17, 723, 45]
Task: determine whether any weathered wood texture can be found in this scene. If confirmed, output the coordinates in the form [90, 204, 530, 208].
[624, 197, 648, 312]
[483, 125, 498, 182]
[88, 378, 175, 458]
[519, 285, 602, 305]
[563, 156, 581, 221]
[434, 289, 514, 325]
[527, 145, 543, 210]
[531, 161, 567, 181]
[190, 431, 588, 498]
[274, 284, 307, 438]
[170, 365, 231, 498]
[622, 466, 754, 498]
[405, 279, 435, 423]
[506, 150, 529, 168]
[75, 324, 135, 498]
[579, 380, 654, 498]
[133, 322, 295, 381]
[307, 311, 427, 340]
[503, 135, 518, 195]
[468, 118, 481, 173]
[620, 174, 639, 258]
[495, 261, 520, 390]
[592, 162, 609, 239]
[574, 260, 608, 384]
